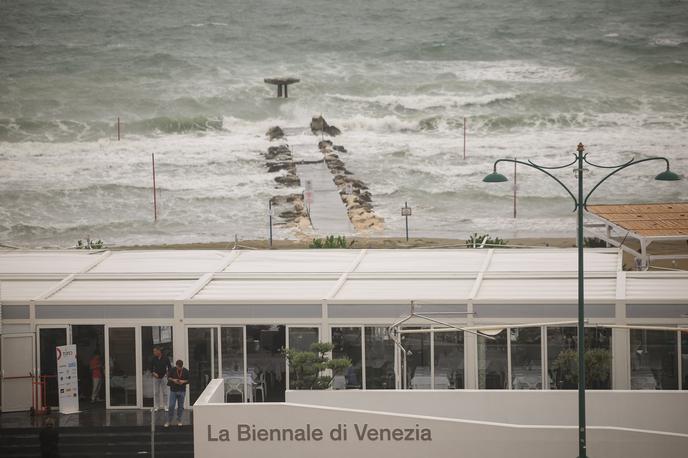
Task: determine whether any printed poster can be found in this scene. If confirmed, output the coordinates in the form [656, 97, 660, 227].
[56, 344, 79, 413]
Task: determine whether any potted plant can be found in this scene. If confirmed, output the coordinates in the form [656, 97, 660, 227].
[551, 348, 612, 389]
[283, 342, 351, 390]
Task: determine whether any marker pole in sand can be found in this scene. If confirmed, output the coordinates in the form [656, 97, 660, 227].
[152, 153, 158, 222]
[401, 202, 412, 241]
[268, 200, 274, 248]
[513, 158, 517, 219]
[463, 117, 467, 160]
[117, 117, 121, 141]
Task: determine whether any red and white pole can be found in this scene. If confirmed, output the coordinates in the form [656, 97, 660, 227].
[152, 153, 158, 222]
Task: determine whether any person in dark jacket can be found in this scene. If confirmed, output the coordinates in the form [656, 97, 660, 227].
[165, 360, 189, 427]
[39, 418, 59, 458]
[150, 346, 171, 411]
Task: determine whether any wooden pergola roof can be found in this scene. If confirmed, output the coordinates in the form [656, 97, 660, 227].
[586, 203, 688, 237]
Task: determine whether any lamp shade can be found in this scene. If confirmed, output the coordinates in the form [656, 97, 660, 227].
[483, 172, 509, 183]
[655, 170, 681, 181]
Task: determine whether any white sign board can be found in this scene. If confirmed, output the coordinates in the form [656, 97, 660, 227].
[193, 402, 688, 458]
[56, 344, 79, 414]
[193, 381, 688, 458]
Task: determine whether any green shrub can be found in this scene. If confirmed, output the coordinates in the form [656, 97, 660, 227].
[551, 348, 611, 388]
[465, 233, 508, 248]
[309, 235, 349, 249]
[584, 237, 608, 248]
[282, 342, 352, 390]
[76, 239, 104, 249]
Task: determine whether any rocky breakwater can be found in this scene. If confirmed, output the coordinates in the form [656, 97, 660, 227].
[317, 138, 384, 233]
[264, 127, 311, 233]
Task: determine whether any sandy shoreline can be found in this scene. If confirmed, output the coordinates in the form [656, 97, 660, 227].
[115, 236, 578, 251]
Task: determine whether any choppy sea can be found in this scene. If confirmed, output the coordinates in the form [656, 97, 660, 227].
[1, 0, 687, 247]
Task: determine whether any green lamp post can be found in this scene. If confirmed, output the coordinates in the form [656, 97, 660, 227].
[482, 143, 681, 458]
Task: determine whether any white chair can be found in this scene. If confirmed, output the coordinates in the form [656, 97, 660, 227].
[254, 372, 267, 402]
[332, 375, 346, 390]
[225, 379, 244, 402]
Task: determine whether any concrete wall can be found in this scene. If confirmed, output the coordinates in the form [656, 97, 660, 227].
[193, 381, 688, 458]
[287, 389, 688, 434]
[193, 402, 687, 458]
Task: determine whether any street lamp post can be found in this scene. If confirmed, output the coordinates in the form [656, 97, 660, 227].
[482, 143, 680, 458]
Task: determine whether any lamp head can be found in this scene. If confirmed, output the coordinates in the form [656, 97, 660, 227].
[654, 169, 681, 181]
[483, 172, 509, 183]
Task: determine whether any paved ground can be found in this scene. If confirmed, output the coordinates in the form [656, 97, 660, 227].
[0, 404, 193, 428]
[292, 144, 354, 236]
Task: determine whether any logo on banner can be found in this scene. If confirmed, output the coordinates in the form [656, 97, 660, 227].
[56, 344, 79, 413]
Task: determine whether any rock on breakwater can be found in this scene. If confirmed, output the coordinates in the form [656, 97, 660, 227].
[318, 139, 384, 232]
[263, 128, 312, 234]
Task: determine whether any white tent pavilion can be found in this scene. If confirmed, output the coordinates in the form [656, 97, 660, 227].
[1, 248, 687, 412]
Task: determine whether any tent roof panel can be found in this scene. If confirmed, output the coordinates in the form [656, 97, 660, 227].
[476, 278, 617, 300]
[0, 252, 100, 274]
[334, 278, 475, 301]
[354, 250, 488, 273]
[626, 276, 688, 300]
[225, 250, 358, 273]
[90, 251, 226, 273]
[194, 278, 334, 300]
[0, 280, 60, 301]
[488, 250, 618, 272]
[48, 279, 195, 301]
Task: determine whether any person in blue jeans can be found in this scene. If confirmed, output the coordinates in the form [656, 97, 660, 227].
[165, 360, 189, 427]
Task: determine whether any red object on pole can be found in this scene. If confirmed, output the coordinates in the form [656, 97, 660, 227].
[27, 373, 51, 415]
[463, 117, 467, 160]
[152, 153, 158, 222]
[117, 117, 121, 141]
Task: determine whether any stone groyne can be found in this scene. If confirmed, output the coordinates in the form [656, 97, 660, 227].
[263, 134, 312, 233]
[318, 139, 384, 232]
[264, 119, 384, 236]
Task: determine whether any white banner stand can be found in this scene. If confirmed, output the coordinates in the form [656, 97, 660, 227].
[56, 344, 80, 414]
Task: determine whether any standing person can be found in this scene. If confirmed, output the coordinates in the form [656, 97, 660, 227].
[89, 350, 103, 403]
[150, 346, 171, 411]
[39, 418, 59, 458]
[165, 360, 189, 427]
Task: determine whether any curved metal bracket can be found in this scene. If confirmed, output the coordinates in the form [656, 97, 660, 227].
[583, 153, 636, 169]
[527, 152, 578, 170]
[492, 158, 578, 211]
[583, 157, 671, 209]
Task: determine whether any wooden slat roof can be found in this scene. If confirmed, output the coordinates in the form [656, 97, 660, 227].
[587, 202, 688, 236]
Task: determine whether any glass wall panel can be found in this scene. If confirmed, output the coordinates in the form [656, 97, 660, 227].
[141, 326, 173, 407]
[682, 332, 688, 390]
[72, 325, 105, 408]
[401, 327, 431, 389]
[221, 327, 245, 402]
[364, 327, 395, 389]
[433, 331, 464, 389]
[332, 327, 362, 389]
[289, 328, 319, 351]
[288, 327, 319, 390]
[187, 327, 218, 404]
[108, 327, 137, 406]
[39, 328, 67, 407]
[246, 325, 286, 401]
[630, 330, 678, 390]
[510, 327, 542, 390]
[547, 327, 611, 390]
[478, 330, 508, 389]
